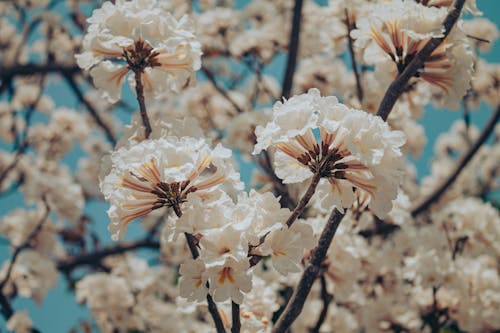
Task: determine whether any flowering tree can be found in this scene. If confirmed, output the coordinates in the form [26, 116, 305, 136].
[1, 0, 500, 332]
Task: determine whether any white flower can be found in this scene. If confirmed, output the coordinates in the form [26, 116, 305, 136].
[0, 207, 59, 256]
[75, 0, 202, 102]
[254, 89, 405, 218]
[352, 0, 474, 110]
[76, 273, 134, 310]
[0, 251, 58, 304]
[462, 18, 499, 53]
[100, 137, 242, 240]
[203, 257, 252, 304]
[6, 311, 32, 333]
[253, 221, 315, 275]
[415, 0, 481, 15]
[179, 258, 208, 302]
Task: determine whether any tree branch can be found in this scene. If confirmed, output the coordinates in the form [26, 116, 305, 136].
[231, 301, 241, 333]
[345, 9, 364, 103]
[285, 172, 321, 227]
[309, 275, 333, 333]
[63, 74, 117, 146]
[0, 201, 49, 333]
[178, 214, 225, 333]
[133, 70, 152, 139]
[376, 0, 466, 121]
[0, 204, 50, 290]
[0, 63, 79, 82]
[272, 209, 345, 333]
[281, 0, 304, 99]
[255, 152, 296, 210]
[411, 104, 500, 216]
[201, 65, 244, 114]
[57, 238, 160, 273]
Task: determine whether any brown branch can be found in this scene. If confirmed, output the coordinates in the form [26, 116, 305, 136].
[57, 238, 160, 272]
[272, 209, 345, 333]
[256, 152, 296, 210]
[285, 172, 321, 227]
[63, 73, 117, 146]
[0, 141, 28, 191]
[201, 65, 244, 113]
[309, 275, 333, 333]
[231, 301, 241, 333]
[0, 63, 80, 82]
[411, 104, 500, 216]
[0, 202, 50, 290]
[249, 172, 321, 268]
[133, 70, 152, 139]
[177, 212, 225, 333]
[281, 0, 304, 99]
[345, 9, 364, 103]
[376, 0, 466, 121]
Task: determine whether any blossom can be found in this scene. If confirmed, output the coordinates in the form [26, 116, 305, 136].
[100, 137, 242, 240]
[6, 311, 33, 333]
[75, 0, 202, 102]
[254, 89, 405, 217]
[0, 250, 58, 304]
[351, 0, 474, 110]
[203, 256, 252, 304]
[252, 221, 315, 275]
[179, 258, 208, 302]
[76, 273, 134, 310]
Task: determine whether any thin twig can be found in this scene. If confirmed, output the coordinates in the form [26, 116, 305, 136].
[411, 104, 500, 216]
[63, 73, 117, 146]
[176, 211, 225, 333]
[376, 0, 466, 121]
[309, 276, 333, 333]
[57, 238, 160, 272]
[0, 141, 28, 191]
[201, 65, 244, 113]
[256, 152, 296, 210]
[249, 172, 321, 267]
[344, 9, 364, 103]
[0, 63, 79, 81]
[272, 209, 345, 333]
[281, 0, 304, 99]
[0, 202, 50, 291]
[285, 172, 321, 227]
[133, 70, 152, 139]
[231, 301, 241, 333]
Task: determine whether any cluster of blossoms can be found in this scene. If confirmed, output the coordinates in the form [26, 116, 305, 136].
[75, 0, 202, 102]
[1, 0, 500, 333]
[254, 88, 405, 217]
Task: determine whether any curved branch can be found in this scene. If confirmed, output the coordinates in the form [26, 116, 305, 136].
[376, 0, 466, 121]
[57, 238, 160, 272]
[411, 104, 500, 216]
[63, 74, 117, 146]
[0, 63, 80, 81]
[133, 70, 152, 139]
[0, 203, 50, 290]
[201, 65, 244, 114]
[281, 0, 304, 99]
[309, 275, 333, 333]
[345, 9, 364, 103]
[285, 172, 321, 227]
[272, 209, 345, 333]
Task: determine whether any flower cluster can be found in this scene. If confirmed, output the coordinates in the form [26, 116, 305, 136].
[254, 88, 406, 217]
[76, 0, 202, 102]
[100, 136, 242, 240]
[352, 0, 474, 110]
